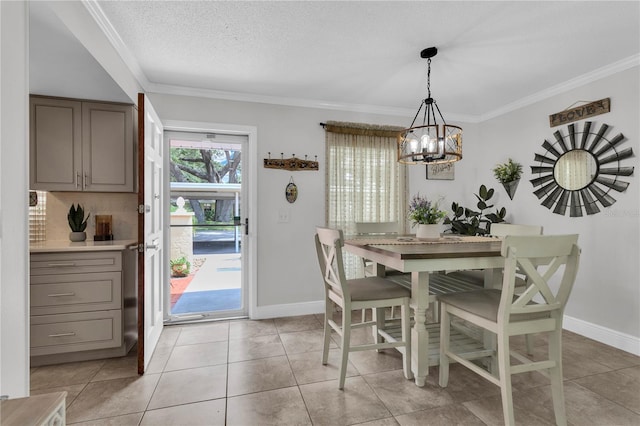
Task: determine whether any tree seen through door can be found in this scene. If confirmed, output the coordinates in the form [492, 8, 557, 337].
[170, 147, 241, 222]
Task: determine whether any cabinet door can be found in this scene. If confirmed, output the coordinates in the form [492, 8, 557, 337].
[82, 102, 134, 192]
[30, 97, 82, 191]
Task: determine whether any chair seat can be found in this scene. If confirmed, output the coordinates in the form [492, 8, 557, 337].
[438, 289, 550, 323]
[347, 277, 411, 301]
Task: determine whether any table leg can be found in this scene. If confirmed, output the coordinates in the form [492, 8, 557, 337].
[372, 262, 386, 343]
[411, 271, 430, 386]
[484, 268, 501, 373]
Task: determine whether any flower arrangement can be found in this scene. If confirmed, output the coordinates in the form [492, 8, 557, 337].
[408, 194, 447, 226]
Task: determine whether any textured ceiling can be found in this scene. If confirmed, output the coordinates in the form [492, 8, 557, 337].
[32, 1, 640, 121]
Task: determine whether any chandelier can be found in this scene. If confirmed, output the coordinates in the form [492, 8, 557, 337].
[398, 47, 462, 165]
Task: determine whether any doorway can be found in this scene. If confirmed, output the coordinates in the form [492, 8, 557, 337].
[164, 129, 249, 322]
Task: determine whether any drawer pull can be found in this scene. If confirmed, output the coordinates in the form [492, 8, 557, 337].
[48, 332, 76, 338]
[46, 262, 76, 267]
[47, 292, 76, 297]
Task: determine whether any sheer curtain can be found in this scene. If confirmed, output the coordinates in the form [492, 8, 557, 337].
[324, 121, 406, 277]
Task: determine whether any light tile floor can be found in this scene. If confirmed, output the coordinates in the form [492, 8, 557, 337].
[29, 314, 640, 425]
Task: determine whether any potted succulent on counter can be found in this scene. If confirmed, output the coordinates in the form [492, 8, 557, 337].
[493, 158, 523, 200]
[68, 204, 90, 242]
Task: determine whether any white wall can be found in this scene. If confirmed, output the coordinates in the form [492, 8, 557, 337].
[480, 67, 640, 349]
[151, 66, 640, 354]
[149, 93, 416, 312]
[1, 1, 29, 397]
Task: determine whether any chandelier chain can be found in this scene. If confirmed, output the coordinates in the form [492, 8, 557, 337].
[426, 58, 432, 98]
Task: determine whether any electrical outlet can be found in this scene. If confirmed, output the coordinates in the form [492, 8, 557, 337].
[278, 208, 290, 223]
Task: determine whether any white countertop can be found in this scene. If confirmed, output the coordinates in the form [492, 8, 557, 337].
[30, 239, 138, 253]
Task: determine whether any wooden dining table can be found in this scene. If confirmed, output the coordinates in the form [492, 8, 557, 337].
[344, 235, 504, 387]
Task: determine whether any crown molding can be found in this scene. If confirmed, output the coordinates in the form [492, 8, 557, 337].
[82, 0, 150, 89]
[83, 0, 638, 124]
[480, 54, 640, 122]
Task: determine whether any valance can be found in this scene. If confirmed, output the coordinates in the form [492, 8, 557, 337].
[323, 121, 403, 138]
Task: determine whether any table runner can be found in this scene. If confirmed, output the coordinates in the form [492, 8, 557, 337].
[349, 235, 500, 245]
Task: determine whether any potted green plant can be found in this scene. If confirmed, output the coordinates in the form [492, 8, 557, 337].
[68, 204, 90, 242]
[492, 158, 523, 200]
[444, 185, 506, 235]
[408, 193, 447, 240]
[170, 256, 191, 277]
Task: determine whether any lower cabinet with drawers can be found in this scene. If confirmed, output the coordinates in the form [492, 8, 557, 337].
[29, 248, 137, 366]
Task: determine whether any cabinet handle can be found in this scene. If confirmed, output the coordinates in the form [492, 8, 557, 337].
[47, 262, 76, 267]
[47, 292, 75, 297]
[48, 332, 76, 338]
[76, 171, 81, 189]
[83, 172, 88, 189]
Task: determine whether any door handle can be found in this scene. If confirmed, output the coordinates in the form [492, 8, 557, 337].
[146, 239, 160, 250]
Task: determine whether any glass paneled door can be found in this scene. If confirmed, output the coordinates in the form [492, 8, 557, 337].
[166, 131, 247, 321]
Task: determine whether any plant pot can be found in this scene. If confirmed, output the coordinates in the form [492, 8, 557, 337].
[171, 263, 189, 277]
[69, 231, 87, 242]
[502, 179, 520, 200]
[416, 224, 442, 241]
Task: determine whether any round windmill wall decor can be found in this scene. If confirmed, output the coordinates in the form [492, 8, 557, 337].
[530, 121, 634, 217]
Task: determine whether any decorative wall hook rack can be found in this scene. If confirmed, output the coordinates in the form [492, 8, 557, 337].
[263, 152, 319, 171]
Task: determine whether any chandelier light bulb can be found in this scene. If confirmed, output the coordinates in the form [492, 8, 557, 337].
[420, 134, 431, 150]
[409, 137, 418, 153]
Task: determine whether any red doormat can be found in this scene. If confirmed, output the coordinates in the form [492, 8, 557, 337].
[170, 275, 194, 307]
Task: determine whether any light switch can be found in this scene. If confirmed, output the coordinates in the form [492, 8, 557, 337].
[278, 208, 290, 223]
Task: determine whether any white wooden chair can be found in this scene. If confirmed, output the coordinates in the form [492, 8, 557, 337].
[354, 221, 405, 278]
[354, 222, 408, 320]
[438, 234, 580, 426]
[444, 223, 543, 351]
[445, 223, 543, 286]
[315, 227, 413, 389]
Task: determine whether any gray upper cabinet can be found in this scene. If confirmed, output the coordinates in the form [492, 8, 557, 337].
[30, 96, 135, 192]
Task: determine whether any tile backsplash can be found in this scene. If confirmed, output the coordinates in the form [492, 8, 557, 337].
[45, 192, 138, 241]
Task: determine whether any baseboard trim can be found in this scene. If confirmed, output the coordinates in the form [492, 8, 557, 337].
[252, 303, 640, 356]
[253, 300, 324, 320]
[564, 315, 640, 356]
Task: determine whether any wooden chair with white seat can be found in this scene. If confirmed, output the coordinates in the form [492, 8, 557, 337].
[438, 234, 580, 426]
[315, 226, 413, 389]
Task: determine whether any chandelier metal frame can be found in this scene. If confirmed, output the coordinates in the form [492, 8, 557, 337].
[397, 47, 463, 165]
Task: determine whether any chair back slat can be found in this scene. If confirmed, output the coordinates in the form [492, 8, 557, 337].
[498, 235, 580, 323]
[315, 227, 349, 299]
[490, 223, 543, 237]
[354, 222, 400, 235]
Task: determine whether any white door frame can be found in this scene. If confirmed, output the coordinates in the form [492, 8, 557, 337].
[162, 120, 257, 319]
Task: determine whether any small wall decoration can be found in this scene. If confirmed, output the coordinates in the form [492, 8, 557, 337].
[530, 120, 634, 216]
[549, 98, 610, 127]
[285, 177, 298, 203]
[264, 152, 318, 171]
[426, 162, 455, 180]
